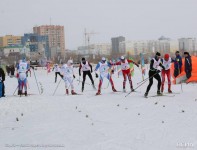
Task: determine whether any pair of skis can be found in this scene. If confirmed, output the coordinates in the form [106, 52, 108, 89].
[145, 92, 179, 98]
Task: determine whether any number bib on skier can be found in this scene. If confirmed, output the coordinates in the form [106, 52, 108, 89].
[61, 64, 73, 77]
[152, 58, 161, 70]
[99, 62, 109, 75]
[18, 62, 27, 73]
[121, 59, 130, 70]
[54, 66, 60, 72]
[162, 58, 171, 70]
[81, 61, 91, 71]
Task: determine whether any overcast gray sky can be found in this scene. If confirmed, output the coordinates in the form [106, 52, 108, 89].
[0, 0, 196, 49]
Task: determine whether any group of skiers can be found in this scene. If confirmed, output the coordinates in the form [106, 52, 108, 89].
[144, 51, 192, 97]
[0, 50, 193, 97]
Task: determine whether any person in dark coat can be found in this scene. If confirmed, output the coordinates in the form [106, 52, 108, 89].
[174, 51, 182, 77]
[184, 52, 192, 79]
[0, 66, 5, 97]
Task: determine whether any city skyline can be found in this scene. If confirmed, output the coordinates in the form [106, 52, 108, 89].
[0, 0, 197, 49]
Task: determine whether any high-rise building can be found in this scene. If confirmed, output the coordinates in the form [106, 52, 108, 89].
[111, 36, 125, 53]
[179, 38, 197, 54]
[0, 35, 22, 47]
[33, 25, 65, 58]
[22, 33, 49, 58]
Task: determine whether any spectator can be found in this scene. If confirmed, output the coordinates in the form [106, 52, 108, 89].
[174, 51, 182, 77]
[184, 52, 192, 79]
[0, 66, 5, 97]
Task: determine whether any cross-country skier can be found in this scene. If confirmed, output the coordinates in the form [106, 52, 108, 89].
[61, 60, 77, 95]
[94, 57, 117, 95]
[79, 57, 95, 92]
[161, 53, 173, 93]
[17, 58, 30, 96]
[114, 56, 139, 92]
[144, 52, 165, 97]
[53, 64, 63, 83]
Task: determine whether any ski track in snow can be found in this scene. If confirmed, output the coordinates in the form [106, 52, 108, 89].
[0, 67, 197, 150]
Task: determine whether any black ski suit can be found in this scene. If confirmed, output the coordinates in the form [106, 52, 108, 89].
[145, 58, 165, 94]
[79, 61, 94, 90]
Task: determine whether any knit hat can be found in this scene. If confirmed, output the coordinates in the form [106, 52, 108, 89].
[156, 52, 161, 56]
[101, 57, 106, 61]
[184, 52, 189, 55]
[120, 56, 125, 60]
[164, 54, 169, 59]
[175, 51, 179, 54]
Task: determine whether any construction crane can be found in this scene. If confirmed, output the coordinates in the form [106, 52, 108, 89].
[84, 28, 98, 47]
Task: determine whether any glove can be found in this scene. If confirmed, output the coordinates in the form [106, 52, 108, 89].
[162, 66, 165, 70]
[31, 66, 34, 70]
[111, 70, 114, 74]
[73, 75, 75, 78]
[79, 73, 81, 76]
[91, 70, 93, 73]
[156, 70, 161, 73]
[95, 73, 98, 78]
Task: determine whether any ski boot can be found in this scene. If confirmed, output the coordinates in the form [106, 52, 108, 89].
[24, 91, 27, 96]
[168, 84, 172, 93]
[71, 90, 77, 95]
[96, 90, 101, 95]
[157, 90, 162, 96]
[66, 89, 69, 95]
[131, 87, 135, 92]
[161, 84, 164, 93]
[123, 86, 126, 92]
[18, 90, 22, 96]
[144, 92, 148, 98]
[112, 87, 117, 92]
[82, 86, 84, 92]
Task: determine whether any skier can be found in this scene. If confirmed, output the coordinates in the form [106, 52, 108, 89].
[53, 64, 63, 83]
[184, 52, 192, 79]
[0, 66, 5, 97]
[174, 51, 182, 77]
[79, 57, 95, 92]
[114, 56, 139, 92]
[94, 57, 117, 95]
[144, 52, 165, 97]
[161, 53, 173, 93]
[61, 60, 77, 95]
[17, 58, 30, 96]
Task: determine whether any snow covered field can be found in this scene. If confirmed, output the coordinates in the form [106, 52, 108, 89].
[0, 67, 197, 150]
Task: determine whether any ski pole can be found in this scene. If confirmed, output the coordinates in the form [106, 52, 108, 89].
[125, 71, 159, 97]
[78, 76, 80, 85]
[13, 86, 18, 95]
[137, 76, 150, 85]
[32, 68, 41, 95]
[77, 79, 92, 85]
[53, 78, 62, 96]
